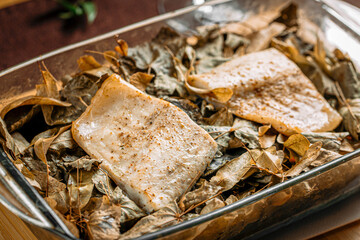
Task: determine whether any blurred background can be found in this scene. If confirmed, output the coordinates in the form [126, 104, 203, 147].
[1, 0, 359, 71]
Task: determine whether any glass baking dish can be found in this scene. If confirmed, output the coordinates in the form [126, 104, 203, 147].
[0, 0, 360, 239]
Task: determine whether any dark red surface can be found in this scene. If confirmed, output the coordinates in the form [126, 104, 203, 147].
[0, 0, 159, 71]
[0, 0, 359, 71]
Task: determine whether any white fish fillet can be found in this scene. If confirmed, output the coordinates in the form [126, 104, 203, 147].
[188, 48, 342, 135]
[72, 74, 217, 212]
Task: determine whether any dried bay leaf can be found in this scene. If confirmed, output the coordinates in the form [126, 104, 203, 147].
[0, 96, 71, 119]
[49, 129, 77, 152]
[128, 72, 154, 92]
[233, 118, 261, 149]
[285, 142, 323, 177]
[195, 35, 224, 59]
[84, 66, 114, 79]
[34, 125, 71, 165]
[0, 117, 19, 156]
[77, 55, 102, 71]
[302, 132, 349, 152]
[283, 134, 310, 156]
[259, 134, 277, 149]
[11, 132, 29, 155]
[339, 99, 360, 140]
[115, 38, 129, 57]
[128, 41, 174, 75]
[64, 156, 101, 171]
[92, 169, 113, 196]
[331, 61, 360, 99]
[102, 187, 145, 224]
[6, 105, 40, 133]
[120, 201, 181, 240]
[185, 78, 233, 104]
[255, 147, 283, 174]
[210, 150, 261, 191]
[195, 57, 229, 75]
[309, 148, 341, 168]
[206, 108, 233, 126]
[205, 154, 238, 176]
[146, 73, 185, 97]
[202, 125, 232, 151]
[182, 180, 222, 210]
[87, 206, 121, 240]
[246, 22, 286, 53]
[68, 170, 94, 210]
[13, 160, 41, 190]
[200, 198, 225, 215]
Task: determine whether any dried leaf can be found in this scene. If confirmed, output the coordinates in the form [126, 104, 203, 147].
[259, 134, 277, 149]
[205, 154, 237, 176]
[146, 73, 186, 97]
[84, 66, 114, 79]
[195, 36, 224, 59]
[45, 198, 79, 238]
[224, 34, 249, 51]
[200, 198, 225, 215]
[6, 105, 40, 133]
[283, 134, 310, 156]
[339, 138, 354, 153]
[210, 150, 261, 191]
[92, 169, 113, 196]
[115, 38, 129, 57]
[285, 142, 323, 177]
[64, 156, 101, 171]
[129, 72, 154, 92]
[13, 160, 41, 190]
[233, 118, 261, 149]
[206, 108, 233, 126]
[103, 187, 145, 224]
[120, 201, 181, 240]
[302, 132, 349, 152]
[34, 125, 71, 164]
[11, 132, 29, 155]
[182, 180, 222, 210]
[185, 77, 233, 103]
[49, 129, 77, 152]
[225, 195, 238, 205]
[77, 55, 102, 71]
[0, 117, 19, 156]
[258, 124, 271, 137]
[195, 57, 229, 75]
[87, 206, 121, 240]
[202, 125, 232, 152]
[246, 22, 286, 53]
[32, 170, 67, 195]
[313, 36, 332, 76]
[309, 148, 342, 168]
[255, 147, 283, 174]
[331, 61, 360, 99]
[0, 96, 71, 119]
[68, 170, 94, 210]
[339, 99, 360, 140]
[128, 41, 174, 75]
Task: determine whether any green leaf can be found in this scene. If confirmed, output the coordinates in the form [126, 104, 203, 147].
[81, 1, 97, 24]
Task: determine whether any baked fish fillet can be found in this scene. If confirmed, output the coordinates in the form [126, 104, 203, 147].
[188, 48, 342, 135]
[72, 74, 217, 212]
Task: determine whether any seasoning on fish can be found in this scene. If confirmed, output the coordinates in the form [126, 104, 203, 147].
[187, 48, 342, 135]
[72, 74, 217, 212]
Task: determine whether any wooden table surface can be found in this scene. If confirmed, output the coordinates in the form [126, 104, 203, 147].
[0, 0, 359, 239]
